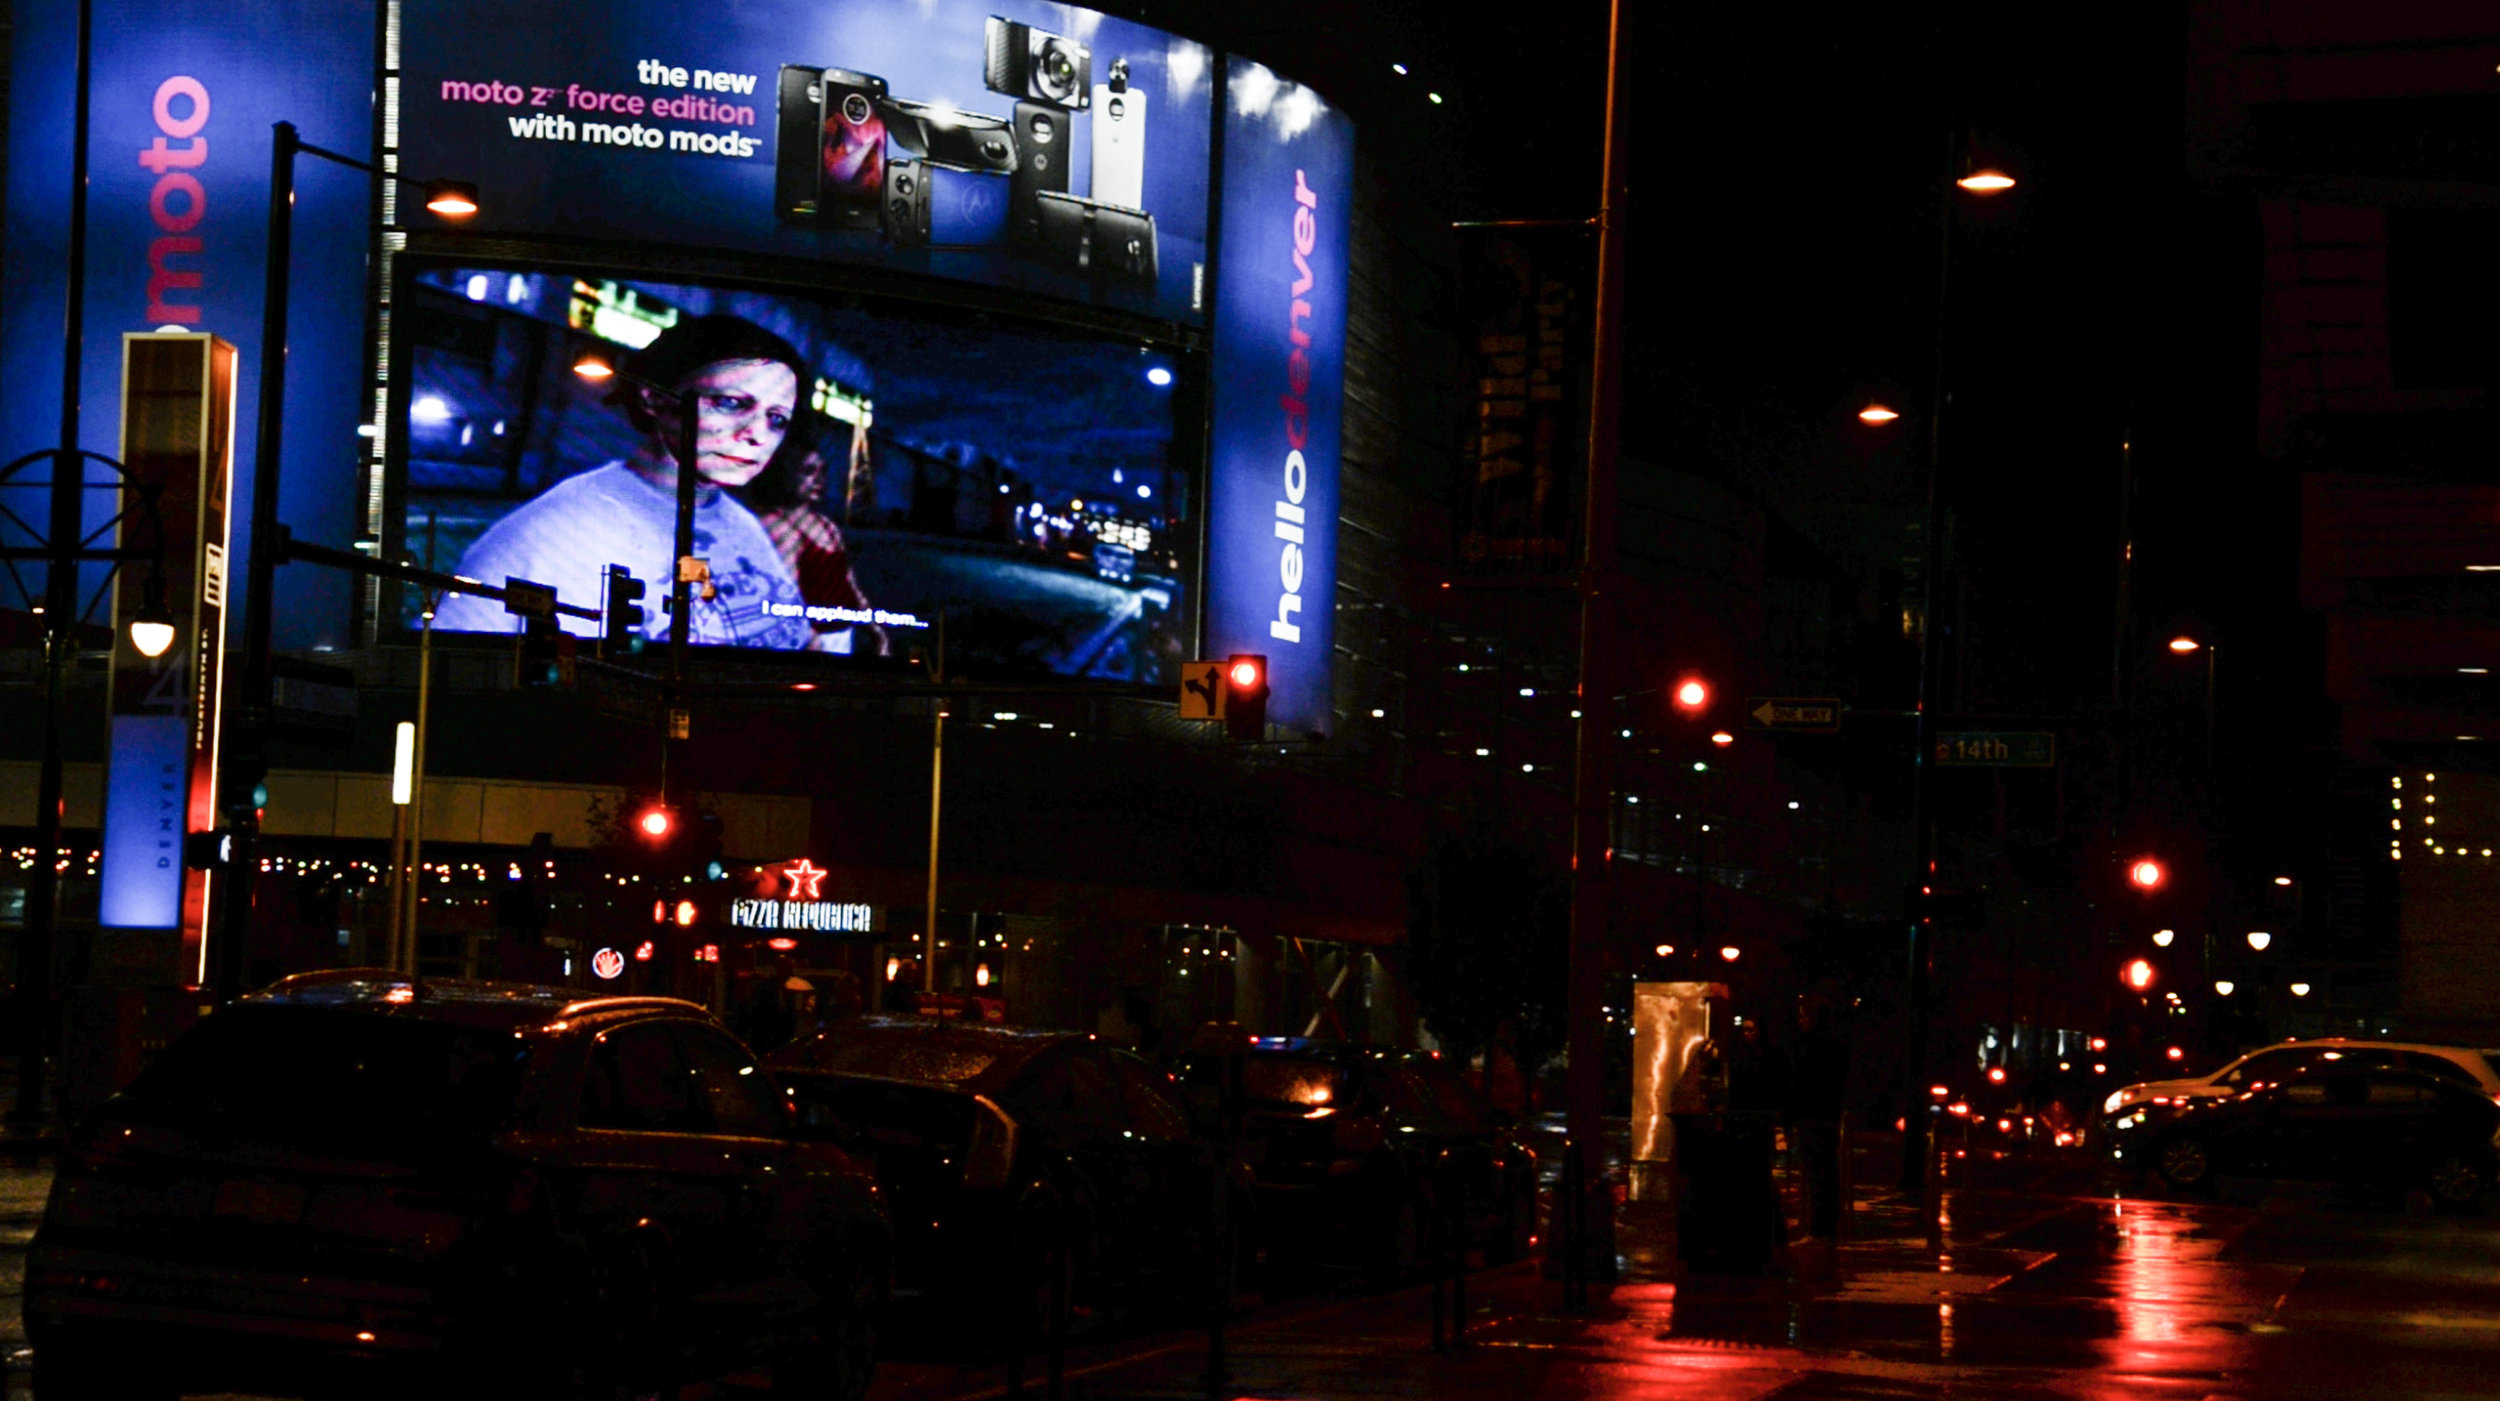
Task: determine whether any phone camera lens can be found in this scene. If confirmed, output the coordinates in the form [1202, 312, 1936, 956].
[1039, 45, 1076, 99]
[841, 93, 873, 124]
[1107, 97, 1125, 121]
[894, 171, 914, 196]
[1030, 115, 1055, 143]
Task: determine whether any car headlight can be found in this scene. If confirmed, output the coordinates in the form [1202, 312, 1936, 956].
[2103, 1091, 2128, 1115]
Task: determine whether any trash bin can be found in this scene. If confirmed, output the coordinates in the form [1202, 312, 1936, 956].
[1675, 1110, 1781, 1275]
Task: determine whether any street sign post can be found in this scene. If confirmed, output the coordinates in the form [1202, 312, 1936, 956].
[1933, 731, 2056, 767]
[1178, 661, 1226, 721]
[1745, 697, 1845, 731]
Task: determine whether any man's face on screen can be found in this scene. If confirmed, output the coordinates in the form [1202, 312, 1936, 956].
[653, 357, 798, 488]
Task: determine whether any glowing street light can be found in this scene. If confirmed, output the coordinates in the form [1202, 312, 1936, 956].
[2289, 982, 2311, 997]
[2245, 930, 2272, 951]
[1718, 945, 1740, 962]
[2152, 928, 2175, 947]
[2168, 636, 2200, 654]
[2213, 979, 2236, 996]
[1858, 404, 1901, 424]
[1956, 169, 2016, 193]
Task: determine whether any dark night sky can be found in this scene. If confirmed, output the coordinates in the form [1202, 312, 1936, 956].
[1173, 1, 2265, 731]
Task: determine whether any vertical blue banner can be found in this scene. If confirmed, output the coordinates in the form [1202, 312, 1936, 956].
[1204, 58, 1351, 736]
[1, 0, 374, 652]
[97, 714, 188, 928]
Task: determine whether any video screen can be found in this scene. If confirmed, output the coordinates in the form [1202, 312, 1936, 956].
[401, 0, 1214, 324]
[397, 263, 1193, 682]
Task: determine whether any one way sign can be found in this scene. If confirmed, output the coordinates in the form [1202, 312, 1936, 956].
[1179, 661, 1226, 720]
[1745, 697, 1845, 732]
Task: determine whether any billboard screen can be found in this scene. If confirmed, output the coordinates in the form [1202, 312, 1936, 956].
[398, 0, 1214, 325]
[401, 262, 1194, 682]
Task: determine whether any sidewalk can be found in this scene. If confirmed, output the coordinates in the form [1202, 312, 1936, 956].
[870, 1136, 2129, 1401]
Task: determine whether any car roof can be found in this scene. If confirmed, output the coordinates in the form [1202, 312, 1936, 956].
[2231, 1038, 2495, 1068]
[241, 968, 711, 1035]
[766, 1014, 1085, 1091]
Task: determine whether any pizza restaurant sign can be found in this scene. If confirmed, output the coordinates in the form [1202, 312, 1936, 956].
[729, 860, 879, 934]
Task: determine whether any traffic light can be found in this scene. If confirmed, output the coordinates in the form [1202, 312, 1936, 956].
[2127, 857, 2167, 892]
[603, 564, 647, 654]
[1223, 654, 1268, 740]
[2122, 958, 2155, 991]
[636, 802, 677, 844]
[518, 614, 575, 687]
[1671, 675, 1711, 717]
[692, 809, 727, 882]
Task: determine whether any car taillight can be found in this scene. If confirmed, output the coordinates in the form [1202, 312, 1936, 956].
[963, 1094, 1017, 1191]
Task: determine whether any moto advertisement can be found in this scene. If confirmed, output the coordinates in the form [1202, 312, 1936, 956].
[1203, 59, 1354, 736]
[400, 263, 1194, 682]
[401, 0, 1214, 323]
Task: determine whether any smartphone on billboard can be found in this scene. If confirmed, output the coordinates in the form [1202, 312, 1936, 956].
[886, 159, 1012, 248]
[1035, 190, 1157, 282]
[818, 68, 891, 231]
[1089, 59, 1145, 210]
[1009, 101, 1070, 246]
[882, 99, 1018, 174]
[775, 65, 825, 220]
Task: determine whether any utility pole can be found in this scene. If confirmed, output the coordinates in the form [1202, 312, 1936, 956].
[923, 613, 947, 998]
[1562, 0, 1633, 1287]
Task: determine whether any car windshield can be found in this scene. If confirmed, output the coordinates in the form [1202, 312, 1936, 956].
[1241, 1057, 1346, 1108]
[124, 1006, 532, 1138]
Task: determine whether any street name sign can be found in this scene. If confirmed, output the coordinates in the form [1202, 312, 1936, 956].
[1934, 731, 2056, 767]
[1745, 697, 1845, 731]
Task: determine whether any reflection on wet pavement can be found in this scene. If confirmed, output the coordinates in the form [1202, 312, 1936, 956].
[891, 1157, 2500, 1401]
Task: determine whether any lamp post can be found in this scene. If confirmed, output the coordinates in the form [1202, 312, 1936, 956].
[2166, 634, 2217, 773]
[1886, 134, 2016, 1193]
[213, 125, 472, 1001]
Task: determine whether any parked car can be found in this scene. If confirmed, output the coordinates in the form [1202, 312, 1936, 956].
[27, 970, 890, 1401]
[2102, 1039, 2500, 1123]
[2111, 1062, 2500, 1208]
[1183, 1039, 1537, 1286]
[767, 1018, 1238, 1327]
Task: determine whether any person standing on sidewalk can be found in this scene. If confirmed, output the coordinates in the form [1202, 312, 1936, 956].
[1785, 993, 1852, 1242]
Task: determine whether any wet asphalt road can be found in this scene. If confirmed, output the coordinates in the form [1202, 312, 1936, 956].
[12, 1140, 2500, 1398]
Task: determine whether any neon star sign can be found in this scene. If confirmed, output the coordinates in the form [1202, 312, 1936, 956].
[730, 858, 876, 934]
[782, 859, 828, 901]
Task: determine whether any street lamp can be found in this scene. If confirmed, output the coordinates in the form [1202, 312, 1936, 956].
[217, 121, 474, 1001]
[1892, 133, 2028, 1193]
[2152, 928, 2176, 947]
[127, 571, 178, 658]
[2245, 930, 2271, 951]
[1858, 404, 1901, 424]
[2289, 982, 2311, 997]
[2214, 980, 2236, 996]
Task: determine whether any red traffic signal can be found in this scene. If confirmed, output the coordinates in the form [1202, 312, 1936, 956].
[2123, 958, 2155, 991]
[1224, 653, 1269, 741]
[638, 805, 675, 841]
[1672, 676, 1711, 715]
[2127, 857, 2166, 891]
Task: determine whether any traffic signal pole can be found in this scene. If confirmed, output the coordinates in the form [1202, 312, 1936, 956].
[1561, 0, 1632, 1293]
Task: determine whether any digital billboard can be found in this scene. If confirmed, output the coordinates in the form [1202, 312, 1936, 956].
[402, 263, 1193, 682]
[397, 0, 1214, 325]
